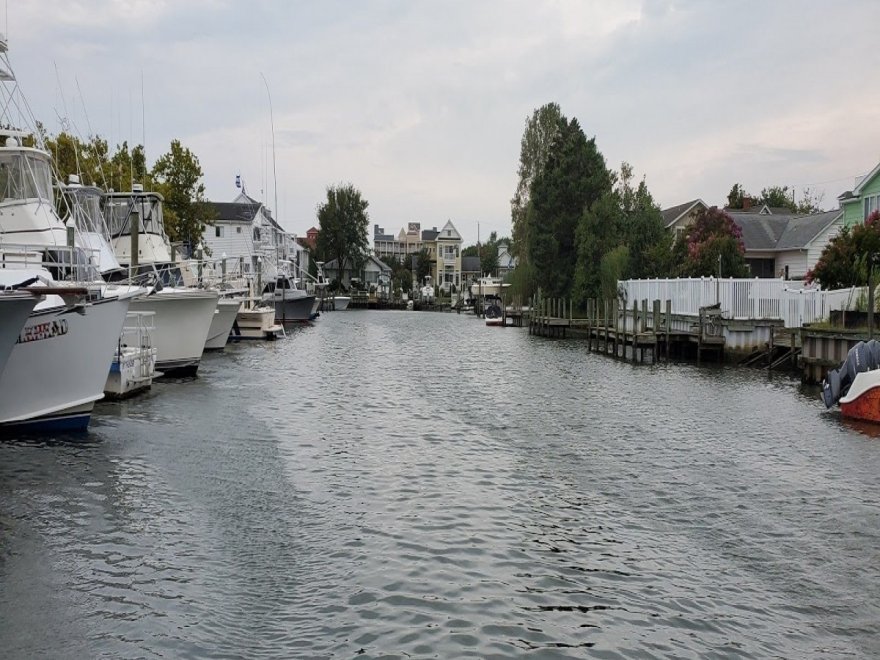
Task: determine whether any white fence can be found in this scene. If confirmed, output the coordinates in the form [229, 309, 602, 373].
[620, 278, 863, 328]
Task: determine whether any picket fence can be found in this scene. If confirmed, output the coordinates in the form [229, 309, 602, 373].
[620, 278, 862, 328]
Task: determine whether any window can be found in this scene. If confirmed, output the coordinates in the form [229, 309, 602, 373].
[237, 226, 242, 234]
[865, 195, 879, 220]
[215, 226, 223, 238]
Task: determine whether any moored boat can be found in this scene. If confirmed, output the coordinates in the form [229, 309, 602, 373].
[204, 297, 243, 350]
[262, 276, 317, 322]
[822, 340, 880, 422]
[105, 311, 158, 399]
[0, 292, 38, 376]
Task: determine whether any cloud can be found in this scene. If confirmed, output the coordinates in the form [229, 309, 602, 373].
[5, 0, 880, 242]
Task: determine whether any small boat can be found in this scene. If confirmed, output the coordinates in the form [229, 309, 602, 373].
[262, 276, 318, 322]
[822, 340, 880, 422]
[233, 300, 284, 340]
[333, 296, 351, 311]
[469, 276, 510, 299]
[484, 295, 504, 327]
[105, 311, 158, 399]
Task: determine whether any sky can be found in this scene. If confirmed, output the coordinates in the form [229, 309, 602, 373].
[7, 1, 880, 246]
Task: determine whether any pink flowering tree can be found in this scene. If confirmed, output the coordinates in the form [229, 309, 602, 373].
[673, 207, 748, 277]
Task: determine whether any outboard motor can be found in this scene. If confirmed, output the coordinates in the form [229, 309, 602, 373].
[822, 341, 872, 408]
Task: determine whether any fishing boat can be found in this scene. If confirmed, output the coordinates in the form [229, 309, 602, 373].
[469, 276, 511, 299]
[262, 275, 318, 322]
[0, 291, 38, 375]
[822, 340, 880, 422]
[204, 297, 243, 350]
[484, 295, 504, 327]
[0, 269, 139, 431]
[102, 188, 222, 373]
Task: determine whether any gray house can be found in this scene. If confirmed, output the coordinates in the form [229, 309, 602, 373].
[730, 210, 843, 279]
[324, 254, 392, 289]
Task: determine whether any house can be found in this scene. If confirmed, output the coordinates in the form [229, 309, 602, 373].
[730, 210, 843, 279]
[297, 226, 319, 251]
[201, 190, 308, 278]
[373, 222, 424, 262]
[496, 241, 517, 277]
[839, 161, 880, 227]
[324, 254, 391, 289]
[661, 199, 708, 241]
[433, 220, 462, 293]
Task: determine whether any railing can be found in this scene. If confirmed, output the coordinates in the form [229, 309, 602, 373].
[620, 277, 863, 328]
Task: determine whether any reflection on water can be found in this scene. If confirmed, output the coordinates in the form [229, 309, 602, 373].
[2, 310, 880, 658]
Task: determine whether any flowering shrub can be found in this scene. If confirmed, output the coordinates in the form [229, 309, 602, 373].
[674, 206, 748, 277]
[809, 211, 880, 288]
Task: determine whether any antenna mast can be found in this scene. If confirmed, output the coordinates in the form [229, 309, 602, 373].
[260, 72, 278, 222]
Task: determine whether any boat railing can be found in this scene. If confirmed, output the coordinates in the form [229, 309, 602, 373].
[0, 242, 102, 282]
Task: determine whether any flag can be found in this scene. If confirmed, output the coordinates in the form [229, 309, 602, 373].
[235, 174, 241, 189]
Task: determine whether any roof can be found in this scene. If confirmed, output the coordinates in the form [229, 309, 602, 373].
[461, 256, 481, 272]
[421, 228, 439, 241]
[853, 162, 880, 196]
[776, 211, 843, 250]
[437, 219, 461, 240]
[324, 254, 391, 273]
[207, 201, 261, 223]
[731, 210, 842, 251]
[661, 199, 707, 228]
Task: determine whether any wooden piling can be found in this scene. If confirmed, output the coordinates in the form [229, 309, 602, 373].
[665, 299, 671, 360]
[652, 300, 661, 364]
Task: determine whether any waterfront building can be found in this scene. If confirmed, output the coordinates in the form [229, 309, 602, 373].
[324, 254, 391, 289]
[201, 191, 308, 277]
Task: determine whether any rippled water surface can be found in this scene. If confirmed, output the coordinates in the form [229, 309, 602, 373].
[2, 310, 880, 658]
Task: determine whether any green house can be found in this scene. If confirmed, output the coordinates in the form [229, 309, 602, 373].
[840, 162, 880, 227]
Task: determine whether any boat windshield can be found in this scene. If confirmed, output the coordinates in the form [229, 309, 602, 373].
[66, 188, 107, 235]
[130, 262, 185, 288]
[104, 194, 167, 239]
[0, 151, 53, 203]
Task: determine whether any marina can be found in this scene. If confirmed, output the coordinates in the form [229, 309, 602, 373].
[2, 311, 879, 657]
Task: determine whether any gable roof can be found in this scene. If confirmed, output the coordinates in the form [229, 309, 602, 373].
[853, 162, 880, 196]
[324, 254, 392, 273]
[661, 199, 707, 228]
[437, 220, 461, 240]
[207, 201, 261, 223]
[732, 210, 842, 251]
[422, 228, 439, 241]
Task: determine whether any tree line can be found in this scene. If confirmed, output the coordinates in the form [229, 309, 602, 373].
[509, 103, 755, 307]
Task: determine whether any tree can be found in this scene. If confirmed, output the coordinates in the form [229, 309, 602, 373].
[727, 183, 748, 209]
[674, 207, 748, 277]
[151, 139, 212, 248]
[510, 102, 562, 264]
[415, 247, 432, 285]
[807, 211, 880, 288]
[527, 115, 613, 298]
[759, 185, 797, 212]
[316, 184, 370, 284]
[616, 162, 670, 279]
[795, 187, 825, 214]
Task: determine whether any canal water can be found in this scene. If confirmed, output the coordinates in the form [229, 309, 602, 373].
[1, 310, 879, 658]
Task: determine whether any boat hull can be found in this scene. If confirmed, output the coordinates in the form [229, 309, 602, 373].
[839, 370, 880, 423]
[204, 298, 242, 350]
[0, 296, 132, 432]
[129, 290, 219, 375]
[271, 295, 317, 322]
[0, 294, 37, 375]
[333, 296, 351, 311]
[234, 307, 283, 340]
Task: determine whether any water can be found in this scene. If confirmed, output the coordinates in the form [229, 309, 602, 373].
[2, 310, 880, 658]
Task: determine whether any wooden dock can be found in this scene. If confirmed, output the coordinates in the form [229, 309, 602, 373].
[526, 295, 725, 363]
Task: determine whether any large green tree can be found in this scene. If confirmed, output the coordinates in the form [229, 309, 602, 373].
[527, 115, 612, 298]
[316, 184, 370, 282]
[151, 139, 211, 247]
[616, 162, 670, 279]
[510, 102, 562, 265]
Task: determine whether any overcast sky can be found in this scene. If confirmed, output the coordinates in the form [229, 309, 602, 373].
[9, 1, 880, 245]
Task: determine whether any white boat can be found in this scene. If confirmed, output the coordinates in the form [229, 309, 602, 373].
[0, 271, 138, 431]
[233, 303, 283, 340]
[333, 296, 351, 311]
[420, 276, 435, 304]
[204, 297, 243, 350]
[469, 276, 511, 299]
[100, 188, 222, 374]
[0, 291, 38, 375]
[262, 276, 318, 322]
[105, 311, 158, 399]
